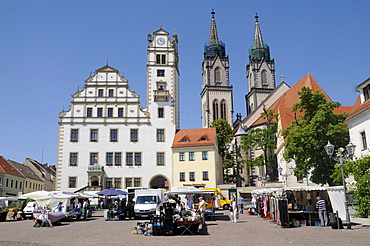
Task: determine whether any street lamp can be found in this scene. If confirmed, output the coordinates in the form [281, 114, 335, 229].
[234, 124, 247, 187]
[324, 140, 356, 229]
[278, 165, 294, 187]
[258, 174, 270, 186]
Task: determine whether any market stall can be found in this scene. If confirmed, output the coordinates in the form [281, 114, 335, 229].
[251, 186, 345, 227]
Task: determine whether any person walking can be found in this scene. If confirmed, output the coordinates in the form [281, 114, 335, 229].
[230, 197, 239, 223]
[316, 196, 328, 227]
[198, 197, 207, 225]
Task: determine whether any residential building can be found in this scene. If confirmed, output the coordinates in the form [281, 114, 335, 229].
[201, 10, 233, 127]
[346, 77, 370, 157]
[172, 128, 222, 187]
[56, 28, 179, 192]
[24, 158, 55, 191]
[7, 159, 44, 194]
[0, 156, 24, 197]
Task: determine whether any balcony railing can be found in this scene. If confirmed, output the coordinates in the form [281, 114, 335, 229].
[88, 164, 104, 172]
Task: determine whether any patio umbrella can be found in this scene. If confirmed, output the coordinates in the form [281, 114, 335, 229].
[96, 188, 127, 196]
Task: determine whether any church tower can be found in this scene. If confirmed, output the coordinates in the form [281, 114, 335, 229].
[201, 10, 233, 128]
[246, 14, 275, 116]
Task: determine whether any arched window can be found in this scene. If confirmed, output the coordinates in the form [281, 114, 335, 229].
[215, 67, 221, 84]
[262, 70, 268, 87]
[212, 100, 219, 121]
[220, 100, 227, 120]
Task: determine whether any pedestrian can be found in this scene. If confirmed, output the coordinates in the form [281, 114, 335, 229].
[57, 202, 63, 212]
[100, 199, 104, 209]
[198, 196, 207, 225]
[82, 199, 89, 219]
[316, 196, 328, 227]
[230, 197, 239, 223]
[238, 197, 244, 214]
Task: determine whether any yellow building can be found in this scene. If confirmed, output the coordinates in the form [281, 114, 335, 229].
[7, 159, 44, 194]
[172, 128, 223, 187]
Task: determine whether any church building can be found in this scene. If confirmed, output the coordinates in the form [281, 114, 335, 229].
[201, 10, 233, 128]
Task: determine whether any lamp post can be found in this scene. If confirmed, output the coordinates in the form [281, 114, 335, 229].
[258, 175, 270, 186]
[234, 124, 247, 187]
[324, 140, 356, 230]
[278, 165, 294, 187]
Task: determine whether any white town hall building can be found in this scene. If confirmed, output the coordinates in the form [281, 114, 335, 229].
[56, 28, 180, 192]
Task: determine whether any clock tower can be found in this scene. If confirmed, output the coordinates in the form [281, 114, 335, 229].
[246, 14, 276, 116]
[147, 27, 180, 130]
[201, 10, 233, 128]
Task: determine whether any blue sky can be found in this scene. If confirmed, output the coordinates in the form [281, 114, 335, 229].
[1, 0, 369, 165]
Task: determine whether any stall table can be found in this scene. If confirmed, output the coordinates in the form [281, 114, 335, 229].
[175, 220, 201, 235]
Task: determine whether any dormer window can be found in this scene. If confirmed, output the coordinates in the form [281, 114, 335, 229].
[180, 138, 189, 142]
[199, 137, 208, 141]
[363, 84, 370, 101]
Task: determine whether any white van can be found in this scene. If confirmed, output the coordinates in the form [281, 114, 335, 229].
[23, 201, 38, 220]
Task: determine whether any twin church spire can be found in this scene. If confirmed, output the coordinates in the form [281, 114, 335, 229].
[201, 10, 276, 125]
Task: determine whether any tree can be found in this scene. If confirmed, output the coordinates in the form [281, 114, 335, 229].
[210, 119, 234, 182]
[283, 87, 349, 185]
[332, 155, 370, 218]
[210, 119, 233, 157]
[240, 106, 278, 181]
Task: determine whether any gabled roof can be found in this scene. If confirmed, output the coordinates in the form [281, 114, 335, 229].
[172, 128, 217, 148]
[7, 159, 43, 181]
[153, 28, 169, 35]
[251, 74, 352, 130]
[0, 156, 23, 177]
[95, 65, 119, 73]
[346, 96, 370, 121]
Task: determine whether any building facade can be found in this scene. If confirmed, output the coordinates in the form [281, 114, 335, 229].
[0, 156, 24, 197]
[7, 159, 44, 194]
[201, 10, 233, 128]
[56, 28, 179, 192]
[346, 77, 370, 157]
[172, 128, 222, 187]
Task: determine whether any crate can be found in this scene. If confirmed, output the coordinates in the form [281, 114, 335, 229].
[315, 221, 321, 226]
[300, 220, 307, 226]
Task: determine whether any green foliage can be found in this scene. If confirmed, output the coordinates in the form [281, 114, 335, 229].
[210, 119, 233, 158]
[283, 87, 349, 185]
[332, 156, 370, 217]
[210, 119, 234, 183]
[240, 106, 278, 180]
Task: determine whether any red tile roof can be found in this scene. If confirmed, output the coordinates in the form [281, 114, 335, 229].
[346, 96, 370, 121]
[0, 156, 23, 177]
[172, 128, 217, 148]
[252, 74, 352, 130]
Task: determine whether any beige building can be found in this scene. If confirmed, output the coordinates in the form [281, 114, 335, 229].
[7, 159, 44, 194]
[172, 128, 223, 187]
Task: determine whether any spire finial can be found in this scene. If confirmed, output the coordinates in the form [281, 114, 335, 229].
[106, 59, 109, 66]
[253, 13, 263, 45]
[209, 9, 219, 41]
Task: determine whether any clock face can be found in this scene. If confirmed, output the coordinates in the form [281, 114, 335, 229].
[157, 37, 165, 46]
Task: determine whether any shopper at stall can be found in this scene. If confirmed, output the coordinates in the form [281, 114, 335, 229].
[316, 196, 328, 227]
[230, 197, 239, 223]
[57, 202, 63, 212]
[238, 197, 244, 214]
[198, 197, 207, 225]
[82, 198, 89, 219]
